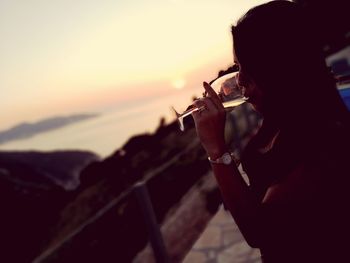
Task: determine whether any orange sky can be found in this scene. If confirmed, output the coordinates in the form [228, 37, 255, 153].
[0, 0, 270, 130]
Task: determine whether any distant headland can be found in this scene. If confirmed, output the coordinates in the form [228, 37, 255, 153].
[0, 113, 100, 145]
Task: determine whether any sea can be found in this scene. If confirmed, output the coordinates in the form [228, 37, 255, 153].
[2, 45, 350, 159]
[0, 88, 200, 158]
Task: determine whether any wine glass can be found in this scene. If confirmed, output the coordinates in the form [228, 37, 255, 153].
[172, 71, 248, 131]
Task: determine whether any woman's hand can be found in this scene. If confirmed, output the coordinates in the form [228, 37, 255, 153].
[192, 82, 227, 159]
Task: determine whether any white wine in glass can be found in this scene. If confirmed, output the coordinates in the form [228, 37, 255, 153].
[173, 72, 248, 131]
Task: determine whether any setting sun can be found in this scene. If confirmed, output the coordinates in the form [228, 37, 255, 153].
[0, 0, 270, 132]
[171, 78, 186, 90]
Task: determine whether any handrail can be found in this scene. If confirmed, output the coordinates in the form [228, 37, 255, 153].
[33, 105, 258, 262]
[33, 138, 201, 263]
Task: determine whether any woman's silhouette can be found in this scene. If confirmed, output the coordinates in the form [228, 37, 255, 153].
[192, 1, 350, 262]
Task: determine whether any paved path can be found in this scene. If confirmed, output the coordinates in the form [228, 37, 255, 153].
[183, 205, 261, 263]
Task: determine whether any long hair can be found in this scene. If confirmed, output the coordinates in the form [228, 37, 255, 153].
[235, 1, 349, 181]
[233, 1, 348, 127]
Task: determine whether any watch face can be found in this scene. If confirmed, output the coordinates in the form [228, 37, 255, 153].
[222, 153, 232, 165]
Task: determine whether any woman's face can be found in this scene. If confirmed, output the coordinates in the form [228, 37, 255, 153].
[233, 50, 264, 113]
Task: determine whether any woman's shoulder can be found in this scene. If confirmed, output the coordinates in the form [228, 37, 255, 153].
[314, 120, 349, 171]
[261, 160, 323, 205]
[263, 143, 349, 205]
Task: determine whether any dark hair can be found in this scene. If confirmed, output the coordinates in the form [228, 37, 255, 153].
[232, 0, 348, 128]
[235, 1, 350, 182]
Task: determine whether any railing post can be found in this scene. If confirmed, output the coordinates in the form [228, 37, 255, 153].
[133, 181, 169, 263]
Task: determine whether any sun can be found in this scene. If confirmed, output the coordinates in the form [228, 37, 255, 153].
[171, 78, 186, 90]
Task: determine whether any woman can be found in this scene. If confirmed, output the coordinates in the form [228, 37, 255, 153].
[192, 1, 350, 262]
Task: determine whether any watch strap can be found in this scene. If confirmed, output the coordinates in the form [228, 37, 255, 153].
[208, 152, 232, 164]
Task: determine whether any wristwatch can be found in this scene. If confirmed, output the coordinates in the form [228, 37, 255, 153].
[208, 152, 234, 165]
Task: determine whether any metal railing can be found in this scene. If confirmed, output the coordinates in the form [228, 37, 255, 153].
[33, 105, 260, 263]
[33, 139, 202, 263]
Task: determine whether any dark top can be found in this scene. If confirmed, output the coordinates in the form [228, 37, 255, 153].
[240, 121, 350, 262]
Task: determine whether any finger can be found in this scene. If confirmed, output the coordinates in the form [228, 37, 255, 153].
[193, 97, 217, 113]
[203, 82, 223, 109]
[191, 100, 204, 118]
[192, 99, 211, 120]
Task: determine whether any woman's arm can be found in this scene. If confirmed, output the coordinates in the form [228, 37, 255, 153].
[192, 82, 264, 246]
[212, 159, 317, 247]
[209, 160, 263, 247]
[192, 82, 319, 248]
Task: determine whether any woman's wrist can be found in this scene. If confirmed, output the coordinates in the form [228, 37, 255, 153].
[206, 144, 228, 160]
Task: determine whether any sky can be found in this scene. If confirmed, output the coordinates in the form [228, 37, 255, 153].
[0, 0, 270, 130]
